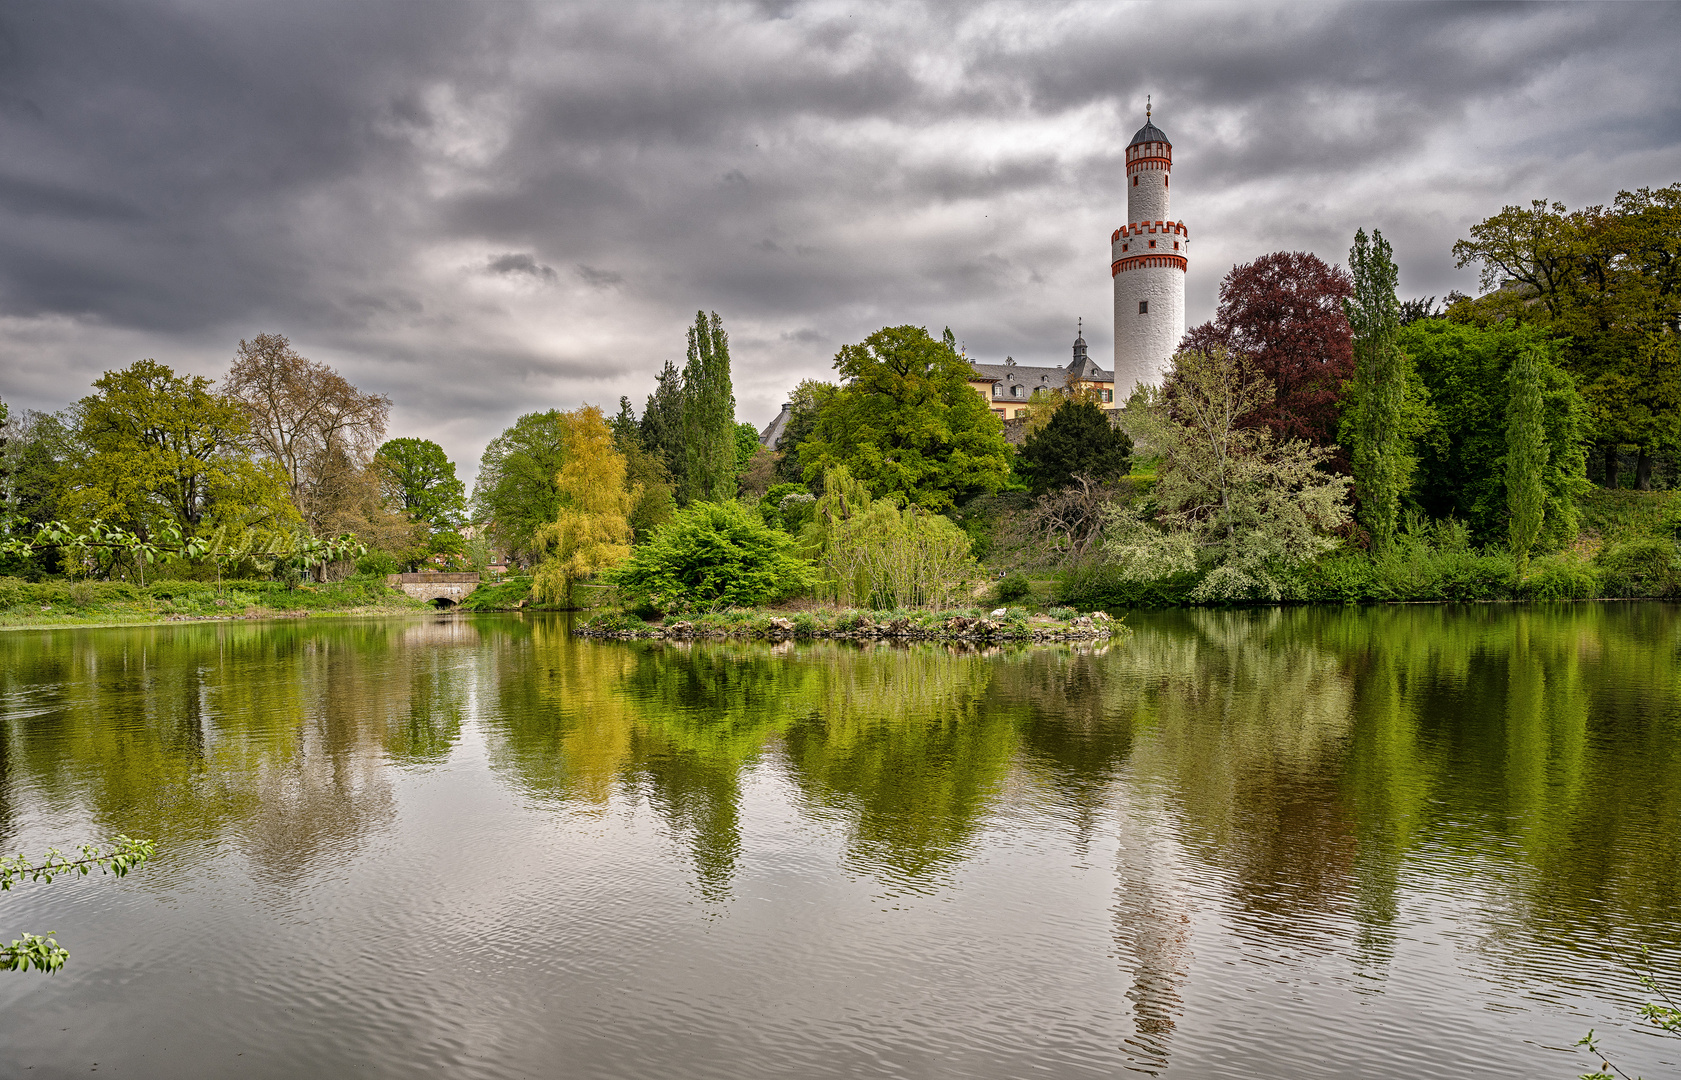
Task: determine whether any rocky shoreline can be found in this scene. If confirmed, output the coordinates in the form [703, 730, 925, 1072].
[575, 609, 1121, 644]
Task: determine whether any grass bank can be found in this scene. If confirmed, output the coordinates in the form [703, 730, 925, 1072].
[577, 605, 1121, 644]
[0, 575, 427, 630]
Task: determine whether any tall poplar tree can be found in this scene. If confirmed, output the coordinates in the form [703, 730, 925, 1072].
[1505, 344, 1548, 576]
[679, 310, 737, 504]
[1346, 228, 1409, 550]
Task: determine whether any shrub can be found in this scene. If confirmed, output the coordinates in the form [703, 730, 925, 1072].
[1046, 605, 1076, 620]
[609, 500, 814, 613]
[1597, 537, 1681, 598]
[357, 550, 402, 577]
[1054, 560, 1198, 610]
[994, 572, 1032, 603]
[1522, 551, 1600, 600]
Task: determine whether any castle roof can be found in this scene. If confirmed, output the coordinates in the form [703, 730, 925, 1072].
[1129, 120, 1170, 147]
[759, 403, 792, 448]
[968, 356, 1114, 387]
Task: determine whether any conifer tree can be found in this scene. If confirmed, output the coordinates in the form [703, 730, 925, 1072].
[640, 360, 686, 497]
[1019, 399, 1133, 492]
[1505, 344, 1549, 576]
[679, 310, 737, 504]
[1346, 228, 1409, 549]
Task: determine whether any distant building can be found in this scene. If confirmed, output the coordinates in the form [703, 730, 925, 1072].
[967, 330, 1115, 420]
[759, 402, 792, 448]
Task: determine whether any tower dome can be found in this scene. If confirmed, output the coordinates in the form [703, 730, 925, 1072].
[1110, 97, 1187, 398]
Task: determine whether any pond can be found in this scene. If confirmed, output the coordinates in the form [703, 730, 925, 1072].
[0, 607, 1677, 1079]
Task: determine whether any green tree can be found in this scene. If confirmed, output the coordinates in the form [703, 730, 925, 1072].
[734, 421, 760, 472]
[1018, 399, 1133, 492]
[1400, 320, 1587, 548]
[799, 326, 1011, 513]
[61, 359, 298, 545]
[609, 499, 813, 612]
[1346, 228, 1411, 549]
[640, 360, 687, 497]
[1505, 345, 1548, 575]
[471, 410, 570, 566]
[374, 438, 466, 530]
[1104, 347, 1352, 601]
[2, 410, 74, 550]
[680, 311, 738, 504]
[531, 406, 635, 606]
[1453, 186, 1681, 488]
[612, 419, 676, 539]
[799, 465, 979, 609]
[771, 379, 839, 485]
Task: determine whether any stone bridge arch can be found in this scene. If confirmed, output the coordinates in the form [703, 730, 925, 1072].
[387, 572, 481, 607]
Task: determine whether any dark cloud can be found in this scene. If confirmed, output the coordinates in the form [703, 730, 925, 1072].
[486, 253, 558, 281]
[1, 0, 1678, 482]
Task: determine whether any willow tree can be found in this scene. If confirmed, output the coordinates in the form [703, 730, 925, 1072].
[679, 311, 737, 504]
[532, 406, 637, 606]
[1505, 345, 1548, 575]
[1345, 229, 1410, 550]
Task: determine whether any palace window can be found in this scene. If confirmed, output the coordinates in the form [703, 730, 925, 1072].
[1139, 300, 1148, 314]
[1103, 388, 1113, 403]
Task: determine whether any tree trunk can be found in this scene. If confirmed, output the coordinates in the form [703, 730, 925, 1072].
[1636, 450, 1653, 491]
[1604, 445, 1619, 489]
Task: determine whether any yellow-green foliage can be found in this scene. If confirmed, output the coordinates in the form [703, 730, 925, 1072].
[801, 466, 979, 609]
[532, 406, 636, 606]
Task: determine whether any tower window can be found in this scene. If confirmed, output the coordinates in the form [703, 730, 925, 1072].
[1121, 244, 1128, 252]
[1149, 240, 1156, 248]
[1139, 301, 1148, 315]
[1164, 175, 1168, 188]
[1133, 176, 1138, 186]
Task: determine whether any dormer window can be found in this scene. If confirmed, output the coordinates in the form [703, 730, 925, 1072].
[1011, 384, 1021, 398]
[992, 383, 1000, 398]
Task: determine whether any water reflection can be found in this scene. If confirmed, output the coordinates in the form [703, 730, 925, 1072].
[0, 605, 1677, 1079]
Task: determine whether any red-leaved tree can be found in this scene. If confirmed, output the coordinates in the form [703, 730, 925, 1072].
[1181, 251, 1354, 456]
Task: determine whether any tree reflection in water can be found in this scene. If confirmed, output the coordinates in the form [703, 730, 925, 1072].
[2, 605, 1679, 1077]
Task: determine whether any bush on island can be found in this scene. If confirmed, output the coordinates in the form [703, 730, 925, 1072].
[607, 500, 814, 614]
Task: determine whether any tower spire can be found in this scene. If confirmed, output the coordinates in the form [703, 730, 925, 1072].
[1146, 94, 1151, 122]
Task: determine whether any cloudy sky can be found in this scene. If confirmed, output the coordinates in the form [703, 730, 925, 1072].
[3, 1, 1679, 482]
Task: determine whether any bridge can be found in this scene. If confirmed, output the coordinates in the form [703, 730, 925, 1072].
[387, 572, 481, 607]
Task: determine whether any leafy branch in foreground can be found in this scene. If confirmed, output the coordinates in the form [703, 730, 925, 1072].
[1, 836, 154, 975]
[1575, 946, 1681, 1080]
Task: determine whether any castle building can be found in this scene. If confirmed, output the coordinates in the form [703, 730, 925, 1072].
[1111, 100, 1186, 398]
[967, 329, 1115, 420]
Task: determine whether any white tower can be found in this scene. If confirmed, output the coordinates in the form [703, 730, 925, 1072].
[1111, 98, 1187, 399]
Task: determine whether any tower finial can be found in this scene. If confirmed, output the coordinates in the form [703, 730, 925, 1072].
[1146, 94, 1151, 121]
